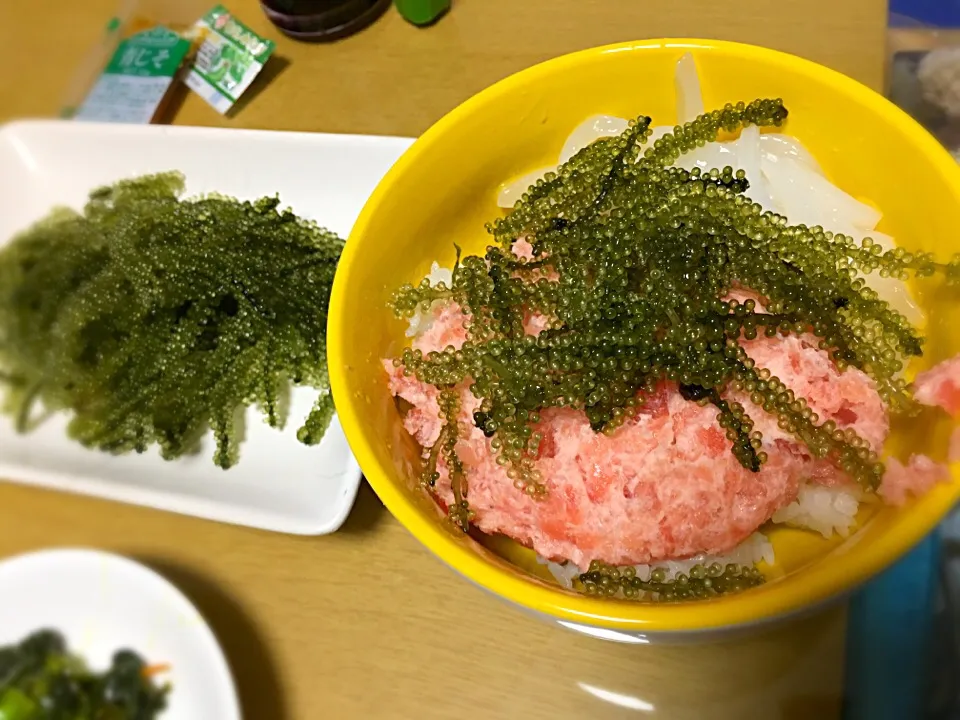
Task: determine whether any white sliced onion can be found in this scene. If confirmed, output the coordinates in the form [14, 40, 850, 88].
[759, 133, 824, 175]
[864, 230, 897, 255]
[675, 52, 704, 124]
[559, 115, 629, 164]
[668, 124, 779, 214]
[497, 166, 556, 208]
[826, 227, 924, 326]
[861, 273, 925, 328]
[734, 125, 778, 214]
[838, 226, 897, 255]
[760, 154, 882, 231]
[758, 156, 920, 325]
[736, 125, 761, 175]
[425, 261, 453, 287]
[673, 142, 738, 173]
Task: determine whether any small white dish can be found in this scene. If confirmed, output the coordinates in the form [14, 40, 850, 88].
[0, 548, 240, 720]
[0, 120, 415, 534]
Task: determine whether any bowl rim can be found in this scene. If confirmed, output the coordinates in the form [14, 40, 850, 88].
[330, 37, 960, 632]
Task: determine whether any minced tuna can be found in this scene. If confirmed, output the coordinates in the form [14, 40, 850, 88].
[386, 303, 894, 571]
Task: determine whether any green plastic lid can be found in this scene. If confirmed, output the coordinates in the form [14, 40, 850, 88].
[394, 0, 450, 26]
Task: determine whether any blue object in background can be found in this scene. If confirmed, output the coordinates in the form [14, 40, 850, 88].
[890, 0, 960, 26]
[842, 532, 942, 720]
[875, 7, 960, 715]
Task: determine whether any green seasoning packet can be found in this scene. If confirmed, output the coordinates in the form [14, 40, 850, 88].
[75, 26, 191, 124]
[183, 6, 276, 115]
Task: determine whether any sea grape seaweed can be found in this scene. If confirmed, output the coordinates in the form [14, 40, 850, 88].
[0, 171, 342, 468]
[391, 99, 960, 524]
[579, 560, 765, 601]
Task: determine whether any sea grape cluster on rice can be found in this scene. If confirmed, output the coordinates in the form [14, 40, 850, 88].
[580, 560, 764, 601]
[0, 171, 342, 468]
[390, 99, 960, 534]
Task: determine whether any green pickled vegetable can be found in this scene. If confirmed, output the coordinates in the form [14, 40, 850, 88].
[0, 629, 168, 719]
[0, 687, 39, 720]
[0, 171, 343, 468]
[391, 99, 960, 530]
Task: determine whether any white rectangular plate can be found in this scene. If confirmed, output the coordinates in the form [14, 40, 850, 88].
[0, 120, 414, 534]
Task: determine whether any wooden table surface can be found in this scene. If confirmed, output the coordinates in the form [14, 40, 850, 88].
[0, 1, 888, 717]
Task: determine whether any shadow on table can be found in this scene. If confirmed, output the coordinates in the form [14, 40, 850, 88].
[339, 477, 388, 535]
[781, 695, 843, 720]
[137, 556, 289, 720]
[228, 56, 293, 118]
[151, 56, 291, 124]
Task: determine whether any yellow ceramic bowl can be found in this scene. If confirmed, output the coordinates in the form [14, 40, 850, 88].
[329, 39, 960, 637]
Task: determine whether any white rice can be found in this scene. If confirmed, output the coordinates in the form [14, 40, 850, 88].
[536, 483, 869, 592]
[771, 482, 864, 539]
[536, 481, 873, 591]
[404, 262, 453, 338]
